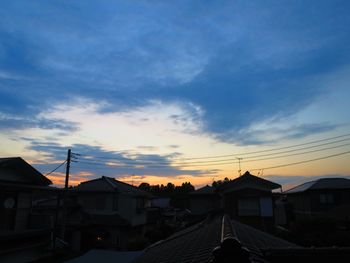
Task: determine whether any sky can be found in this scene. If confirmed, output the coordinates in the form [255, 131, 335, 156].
[1, 0, 350, 190]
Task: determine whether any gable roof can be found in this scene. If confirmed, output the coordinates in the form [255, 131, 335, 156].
[285, 177, 350, 194]
[190, 185, 216, 195]
[74, 176, 151, 197]
[0, 157, 52, 186]
[132, 214, 298, 263]
[219, 171, 281, 193]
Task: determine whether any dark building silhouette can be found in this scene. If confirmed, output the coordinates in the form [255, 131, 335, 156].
[70, 176, 153, 250]
[283, 177, 350, 224]
[189, 172, 281, 230]
[0, 157, 56, 262]
[189, 185, 220, 217]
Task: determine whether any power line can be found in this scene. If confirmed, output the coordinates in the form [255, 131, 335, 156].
[74, 160, 230, 168]
[74, 138, 350, 166]
[45, 160, 67, 176]
[74, 142, 350, 168]
[75, 133, 350, 162]
[242, 142, 350, 163]
[240, 138, 350, 160]
[250, 150, 350, 172]
[166, 133, 350, 160]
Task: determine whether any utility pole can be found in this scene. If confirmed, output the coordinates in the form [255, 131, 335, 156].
[64, 149, 71, 190]
[236, 157, 243, 176]
[62, 149, 71, 241]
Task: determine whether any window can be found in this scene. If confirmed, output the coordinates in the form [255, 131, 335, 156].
[238, 197, 260, 216]
[113, 194, 119, 211]
[136, 198, 145, 213]
[95, 196, 106, 210]
[320, 193, 334, 204]
[260, 197, 273, 217]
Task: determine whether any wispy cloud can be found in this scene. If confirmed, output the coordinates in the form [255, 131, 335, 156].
[216, 122, 340, 146]
[29, 141, 217, 184]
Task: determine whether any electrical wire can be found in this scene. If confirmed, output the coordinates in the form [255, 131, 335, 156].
[242, 142, 350, 163]
[75, 133, 350, 162]
[74, 143, 350, 168]
[250, 150, 350, 172]
[45, 160, 67, 176]
[74, 138, 350, 166]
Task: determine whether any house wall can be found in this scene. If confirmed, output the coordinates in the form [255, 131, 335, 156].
[77, 192, 148, 226]
[287, 189, 350, 222]
[14, 192, 32, 231]
[77, 192, 115, 212]
[79, 224, 147, 250]
[118, 195, 147, 226]
[189, 195, 220, 216]
[0, 191, 17, 231]
[223, 189, 275, 230]
[80, 226, 126, 249]
[75, 179, 149, 226]
[287, 192, 312, 221]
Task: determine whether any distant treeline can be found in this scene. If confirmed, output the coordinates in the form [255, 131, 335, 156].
[138, 182, 195, 196]
[138, 177, 233, 195]
[138, 182, 194, 208]
[212, 177, 231, 189]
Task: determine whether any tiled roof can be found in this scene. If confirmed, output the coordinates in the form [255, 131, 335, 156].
[0, 157, 52, 186]
[219, 172, 281, 193]
[285, 177, 350, 194]
[132, 215, 298, 263]
[133, 216, 222, 263]
[231, 220, 298, 251]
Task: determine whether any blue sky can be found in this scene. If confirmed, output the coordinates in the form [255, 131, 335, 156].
[1, 1, 350, 187]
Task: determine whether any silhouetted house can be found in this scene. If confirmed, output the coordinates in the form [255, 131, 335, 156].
[72, 176, 153, 250]
[0, 157, 55, 263]
[218, 172, 281, 230]
[284, 178, 350, 224]
[189, 185, 220, 217]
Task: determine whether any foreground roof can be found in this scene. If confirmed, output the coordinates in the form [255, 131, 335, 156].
[132, 214, 298, 263]
[0, 157, 52, 186]
[285, 177, 350, 194]
[219, 171, 281, 193]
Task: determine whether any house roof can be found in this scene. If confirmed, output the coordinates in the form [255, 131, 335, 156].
[285, 177, 350, 194]
[0, 157, 52, 186]
[74, 176, 151, 197]
[190, 185, 216, 195]
[132, 214, 298, 263]
[219, 171, 281, 194]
